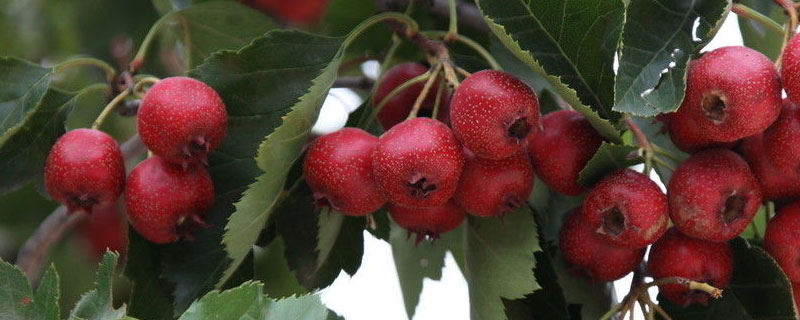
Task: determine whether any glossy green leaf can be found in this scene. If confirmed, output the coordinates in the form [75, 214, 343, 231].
[578, 142, 642, 187]
[738, 0, 785, 61]
[69, 252, 127, 320]
[0, 260, 60, 320]
[614, 0, 730, 116]
[464, 207, 539, 320]
[253, 238, 307, 298]
[125, 230, 174, 320]
[477, 0, 624, 122]
[178, 281, 329, 320]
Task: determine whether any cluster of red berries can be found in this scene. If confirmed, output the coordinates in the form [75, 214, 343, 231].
[304, 66, 540, 240]
[44, 76, 228, 244]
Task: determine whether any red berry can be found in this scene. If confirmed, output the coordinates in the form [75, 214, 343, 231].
[44, 129, 125, 214]
[527, 110, 603, 195]
[662, 111, 735, 153]
[453, 150, 534, 217]
[242, 0, 329, 25]
[737, 132, 800, 202]
[138, 77, 228, 166]
[559, 210, 645, 282]
[781, 34, 800, 105]
[373, 62, 450, 129]
[389, 200, 465, 242]
[582, 169, 668, 249]
[78, 202, 128, 260]
[125, 156, 214, 244]
[303, 128, 386, 216]
[764, 201, 800, 282]
[372, 118, 463, 208]
[763, 99, 800, 176]
[667, 149, 762, 242]
[792, 283, 800, 311]
[668, 46, 781, 143]
[449, 70, 540, 160]
[647, 228, 733, 306]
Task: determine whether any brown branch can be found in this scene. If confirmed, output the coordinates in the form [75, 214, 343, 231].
[333, 76, 375, 90]
[373, 0, 488, 33]
[15, 134, 146, 286]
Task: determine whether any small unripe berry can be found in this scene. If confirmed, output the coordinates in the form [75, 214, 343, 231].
[582, 169, 668, 249]
[138, 77, 228, 166]
[372, 118, 463, 208]
[373, 62, 450, 129]
[450, 70, 540, 160]
[647, 228, 733, 306]
[125, 156, 214, 244]
[44, 129, 125, 214]
[453, 150, 534, 217]
[303, 128, 386, 216]
[528, 110, 603, 195]
[668, 149, 762, 242]
[559, 210, 645, 282]
[389, 200, 466, 242]
[764, 201, 800, 282]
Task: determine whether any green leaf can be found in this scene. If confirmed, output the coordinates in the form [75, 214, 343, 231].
[69, 252, 127, 320]
[629, 116, 688, 184]
[613, 0, 730, 116]
[191, 30, 348, 287]
[0, 259, 60, 320]
[0, 57, 54, 195]
[178, 281, 329, 320]
[476, 0, 624, 123]
[125, 229, 175, 320]
[738, 0, 785, 61]
[659, 238, 797, 319]
[159, 1, 276, 69]
[578, 142, 642, 187]
[253, 238, 307, 298]
[464, 207, 540, 320]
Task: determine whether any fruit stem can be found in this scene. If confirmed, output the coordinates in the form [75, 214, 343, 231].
[624, 116, 655, 174]
[731, 3, 784, 37]
[653, 157, 676, 171]
[343, 12, 420, 50]
[431, 77, 446, 120]
[602, 275, 723, 320]
[53, 57, 117, 84]
[423, 31, 502, 70]
[360, 71, 431, 127]
[446, 0, 458, 42]
[407, 63, 443, 120]
[92, 89, 131, 130]
[455, 66, 472, 78]
[775, 0, 799, 35]
[130, 11, 176, 73]
[132, 76, 160, 98]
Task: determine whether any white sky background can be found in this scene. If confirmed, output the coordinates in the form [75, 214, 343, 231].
[314, 13, 744, 320]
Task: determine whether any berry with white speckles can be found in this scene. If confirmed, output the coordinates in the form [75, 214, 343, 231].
[449, 70, 540, 160]
[44, 129, 125, 214]
[389, 200, 465, 242]
[661, 111, 735, 154]
[125, 156, 214, 244]
[763, 99, 800, 177]
[667, 46, 781, 143]
[372, 117, 463, 208]
[668, 149, 762, 242]
[528, 110, 604, 195]
[373, 62, 450, 129]
[647, 228, 733, 306]
[303, 128, 386, 216]
[582, 169, 668, 249]
[737, 129, 800, 202]
[764, 201, 800, 282]
[138, 76, 228, 166]
[452, 149, 533, 217]
[559, 210, 645, 282]
[782, 34, 800, 105]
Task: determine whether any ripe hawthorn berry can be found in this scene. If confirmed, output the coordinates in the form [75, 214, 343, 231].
[242, 0, 329, 25]
[44, 129, 125, 214]
[389, 200, 466, 242]
[452, 149, 533, 217]
[373, 62, 450, 129]
[764, 201, 800, 282]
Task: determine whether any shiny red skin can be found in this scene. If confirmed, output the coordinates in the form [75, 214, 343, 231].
[450, 70, 541, 160]
[303, 128, 386, 216]
[242, 0, 329, 25]
[667, 149, 762, 242]
[125, 156, 214, 244]
[669, 46, 781, 143]
[372, 118, 464, 208]
[79, 201, 128, 260]
[663, 110, 736, 153]
[763, 99, 800, 176]
[582, 169, 668, 249]
[138, 77, 228, 166]
[389, 200, 466, 241]
[44, 129, 125, 214]
[559, 210, 645, 282]
[647, 228, 733, 306]
[528, 110, 603, 195]
[764, 202, 800, 282]
[737, 132, 800, 201]
[373, 63, 450, 129]
[452, 150, 534, 217]
[781, 34, 800, 105]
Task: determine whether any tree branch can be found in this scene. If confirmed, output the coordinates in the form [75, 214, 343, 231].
[373, 0, 488, 33]
[15, 134, 147, 286]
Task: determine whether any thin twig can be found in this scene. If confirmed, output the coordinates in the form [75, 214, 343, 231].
[407, 64, 442, 119]
[373, 0, 488, 33]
